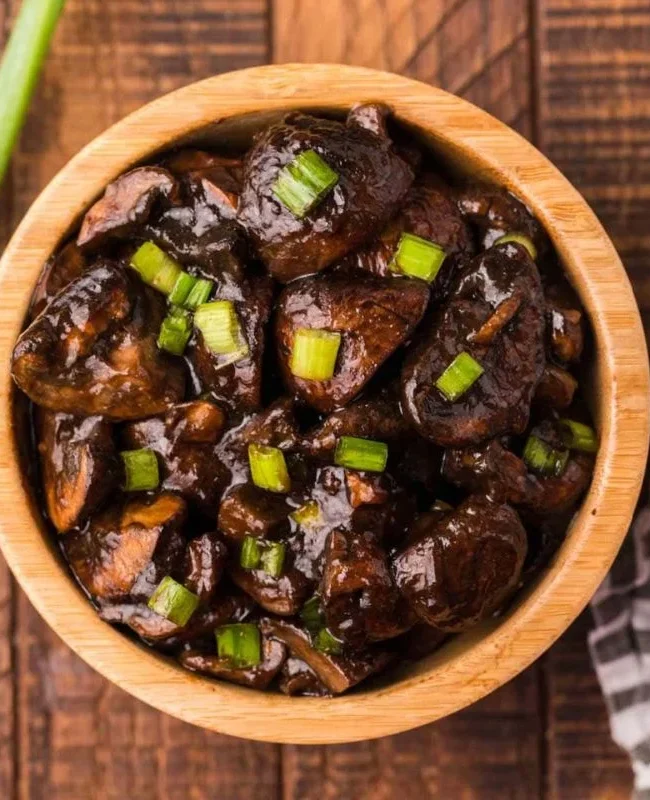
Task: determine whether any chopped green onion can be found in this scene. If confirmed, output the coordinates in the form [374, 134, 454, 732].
[435, 352, 484, 402]
[185, 278, 214, 310]
[334, 436, 388, 473]
[273, 150, 339, 217]
[0, 0, 65, 186]
[157, 308, 193, 356]
[216, 623, 262, 668]
[248, 444, 291, 493]
[147, 576, 199, 626]
[130, 242, 182, 295]
[494, 232, 537, 261]
[300, 595, 324, 633]
[260, 541, 286, 578]
[291, 500, 321, 529]
[194, 301, 248, 358]
[240, 536, 261, 570]
[290, 328, 341, 381]
[523, 435, 570, 478]
[314, 627, 343, 655]
[120, 449, 159, 492]
[560, 419, 599, 454]
[391, 232, 447, 283]
[168, 271, 196, 306]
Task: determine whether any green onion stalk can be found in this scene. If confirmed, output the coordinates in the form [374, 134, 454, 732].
[0, 0, 66, 185]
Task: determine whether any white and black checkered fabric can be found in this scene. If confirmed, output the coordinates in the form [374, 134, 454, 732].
[590, 495, 650, 799]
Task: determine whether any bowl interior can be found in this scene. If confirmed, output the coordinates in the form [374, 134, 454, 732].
[0, 65, 647, 744]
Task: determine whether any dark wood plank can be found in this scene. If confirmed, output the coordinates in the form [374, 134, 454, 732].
[544, 614, 633, 800]
[273, 3, 544, 797]
[0, 6, 17, 800]
[0, 1, 278, 798]
[537, 2, 646, 797]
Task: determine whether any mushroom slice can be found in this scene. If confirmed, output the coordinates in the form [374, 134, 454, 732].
[30, 240, 87, 319]
[218, 484, 291, 543]
[401, 242, 545, 447]
[546, 281, 585, 363]
[238, 107, 414, 282]
[393, 494, 527, 632]
[533, 364, 578, 409]
[230, 562, 311, 617]
[300, 387, 409, 458]
[37, 411, 119, 533]
[180, 632, 286, 689]
[12, 262, 185, 419]
[184, 532, 228, 605]
[188, 273, 273, 412]
[351, 174, 474, 299]
[77, 167, 179, 250]
[278, 657, 331, 697]
[321, 530, 413, 647]
[63, 493, 187, 603]
[260, 618, 393, 695]
[456, 184, 548, 255]
[99, 589, 254, 644]
[123, 401, 227, 512]
[276, 269, 429, 413]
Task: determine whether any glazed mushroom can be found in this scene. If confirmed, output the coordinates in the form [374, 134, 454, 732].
[188, 273, 273, 412]
[30, 240, 87, 319]
[276, 269, 429, 412]
[393, 494, 527, 631]
[278, 657, 331, 697]
[180, 631, 287, 689]
[229, 561, 311, 617]
[77, 167, 179, 250]
[64, 492, 187, 603]
[37, 411, 119, 533]
[260, 617, 393, 694]
[123, 401, 228, 512]
[183, 532, 228, 606]
[351, 174, 474, 300]
[401, 241, 546, 446]
[218, 484, 291, 542]
[12, 262, 185, 419]
[238, 105, 415, 282]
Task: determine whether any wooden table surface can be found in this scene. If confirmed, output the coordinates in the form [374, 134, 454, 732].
[0, 0, 647, 797]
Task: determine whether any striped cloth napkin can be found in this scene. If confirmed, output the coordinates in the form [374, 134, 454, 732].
[590, 488, 650, 799]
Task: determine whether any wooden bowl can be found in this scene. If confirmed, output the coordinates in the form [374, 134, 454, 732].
[0, 64, 647, 744]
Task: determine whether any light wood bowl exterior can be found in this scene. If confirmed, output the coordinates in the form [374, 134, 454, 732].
[0, 64, 647, 744]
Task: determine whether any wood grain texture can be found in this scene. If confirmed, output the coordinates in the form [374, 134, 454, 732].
[1, 1, 277, 798]
[538, 2, 650, 796]
[273, 0, 533, 137]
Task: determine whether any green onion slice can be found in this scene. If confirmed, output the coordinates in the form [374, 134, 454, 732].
[314, 627, 343, 655]
[240, 536, 261, 570]
[435, 352, 484, 402]
[120, 449, 159, 492]
[334, 436, 388, 473]
[216, 623, 262, 668]
[185, 278, 214, 310]
[273, 150, 339, 217]
[157, 308, 193, 356]
[130, 242, 182, 295]
[523, 435, 570, 478]
[260, 541, 286, 578]
[560, 419, 599, 453]
[194, 301, 248, 358]
[248, 444, 291, 493]
[300, 595, 324, 633]
[168, 271, 196, 306]
[290, 328, 341, 381]
[391, 232, 447, 283]
[0, 0, 65, 186]
[147, 576, 199, 626]
[494, 232, 537, 261]
[291, 500, 321, 529]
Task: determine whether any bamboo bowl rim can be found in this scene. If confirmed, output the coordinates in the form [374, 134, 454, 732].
[0, 64, 647, 744]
